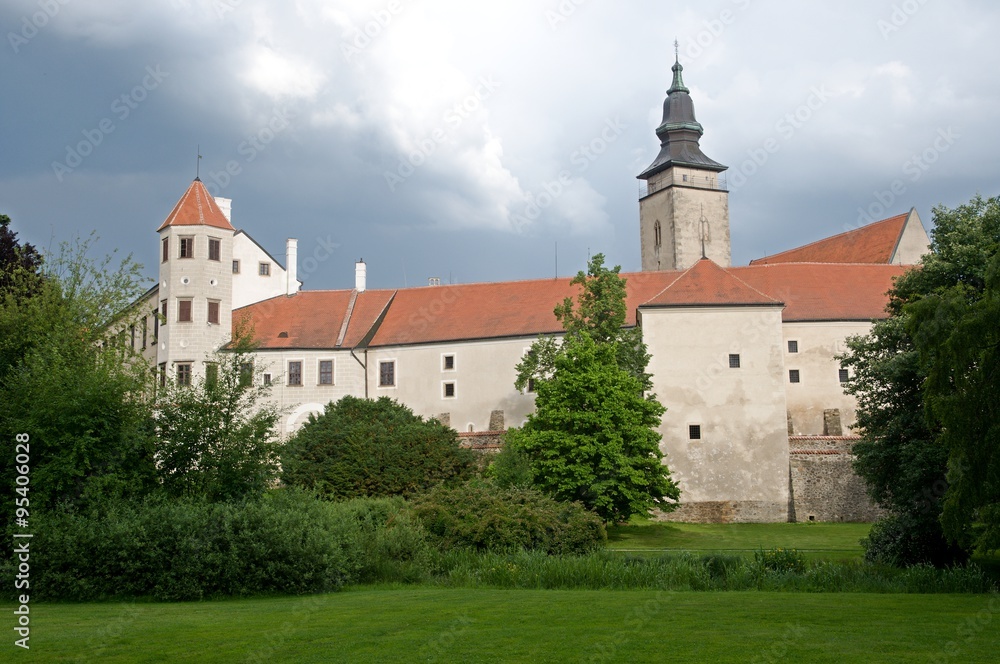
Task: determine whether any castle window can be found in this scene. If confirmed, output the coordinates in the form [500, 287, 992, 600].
[259, 262, 271, 276]
[689, 424, 702, 440]
[319, 360, 334, 385]
[153, 308, 160, 340]
[787, 340, 798, 353]
[789, 369, 800, 384]
[654, 220, 662, 248]
[141, 317, 147, 349]
[160, 300, 168, 325]
[178, 299, 192, 323]
[729, 353, 741, 369]
[233, 260, 240, 274]
[209, 238, 221, 261]
[162, 238, 169, 263]
[288, 361, 302, 386]
[176, 363, 192, 386]
[443, 354, 455, 371]
[839, 368, 850, 384]
[443, 381, 456, 398]
[527, 378, 536, 393]
[129, 324, 136, 349]
[179, 237, 194, 259]
[379, 360, 396, 387]
[262, 373, 272, 386]
[158, 362, 167, 388]
[207, 300, 220, 325]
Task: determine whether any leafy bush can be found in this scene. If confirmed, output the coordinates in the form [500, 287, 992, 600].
[412, 481, 606, 555]
[754, 547, 806, 574]
[282, 396, 476, 500]
[862, 514, 969, 568]
[15, 491, 430, 601]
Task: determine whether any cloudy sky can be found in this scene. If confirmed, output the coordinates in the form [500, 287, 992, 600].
[2, 0, 998, 291]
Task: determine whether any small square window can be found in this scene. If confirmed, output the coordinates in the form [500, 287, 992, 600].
[161, 237, 169, 263]
[208, 300, 220, 325]
[209, 238, 221, 261]
[729, 353, 741, 369]
[233, 260, 241, 274]
[179, 237, 194, 259]
[176, 363, 192, 386]
[788, 340, 798, 353]
[443, 354, 455, 371]
[263, 373, 272, 386]
[288, 361, 302, 386]
[178, 299, 192, 323]
[319, 360, 334, 385]
[789, 369, 800, 384]
[839, 368, 850, 384]
[259, 262, 271, 276]
[443, 382, 455, 398]
[689, 424, 702, 440]
[527, 378, 536, 393]
[379, 361, 395, 387]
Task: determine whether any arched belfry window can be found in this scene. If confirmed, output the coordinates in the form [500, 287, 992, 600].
[654, 220, 662, 248]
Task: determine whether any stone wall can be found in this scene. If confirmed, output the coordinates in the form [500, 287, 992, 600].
[656, 500, 788, 524]
[788, 436, 885, 522]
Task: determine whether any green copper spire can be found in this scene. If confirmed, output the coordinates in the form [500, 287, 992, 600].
[668, 39, 689, 94]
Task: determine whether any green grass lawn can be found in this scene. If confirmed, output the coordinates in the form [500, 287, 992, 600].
[607, 521, 872, 561]
[10, 588, 999, 663]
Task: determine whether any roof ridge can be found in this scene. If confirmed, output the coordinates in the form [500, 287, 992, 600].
[749, 212, 908, 265]
[721, 262, 783, 304]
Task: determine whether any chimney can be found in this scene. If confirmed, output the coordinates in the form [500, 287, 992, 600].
[355, 259, 366, 292]
[214, 197, 232, 223]
[285, 239, 298, 296]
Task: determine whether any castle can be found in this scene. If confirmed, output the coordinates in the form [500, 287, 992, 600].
[130, 56, 929, 523]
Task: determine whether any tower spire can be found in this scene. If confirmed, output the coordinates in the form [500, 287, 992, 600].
[195, 145, 202, 181]
[668, 40, 688, 94]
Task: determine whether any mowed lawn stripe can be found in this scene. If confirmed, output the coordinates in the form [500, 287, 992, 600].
[11, 588, 999, 663]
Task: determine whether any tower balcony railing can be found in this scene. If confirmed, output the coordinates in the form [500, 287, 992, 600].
[640, 172, 729, 198]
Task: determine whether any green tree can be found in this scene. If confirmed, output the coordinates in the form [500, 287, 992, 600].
[0, 214, 43, 300]
[507, 254, 678, 523]
[0, 231, 157, 520]
[154, 326, 282, 502]
[842, 194, 1000, 561]
[281, 396, 476, 500]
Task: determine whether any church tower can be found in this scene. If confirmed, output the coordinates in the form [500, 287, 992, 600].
[638, 50, 730, 271]
[155, 178, 236, 386]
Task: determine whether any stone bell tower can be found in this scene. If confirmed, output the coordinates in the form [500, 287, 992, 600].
[638, 48, 730, 271]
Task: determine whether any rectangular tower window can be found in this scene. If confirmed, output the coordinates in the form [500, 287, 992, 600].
[232, 260, 240, 274]
[443, 382, 456, 398]
[379, 360, 395, 387]
[288, 361, 302, 386]
[788, 340, 798, 353]
[728, 353, 741, 368]
[789, 369, 800, 384]
[162, 237, 169, 263]
[208, 238, 221, 261]
[207, 300, 220, 325]
[179, 237, 194, 259]
[839, 368, 850, 384]
[319, 360, 334, 385]
[689, 424, 702, 440]
[178, 299, 192, 323]
[176, 363, 192, 386]
[160, 300, 168, 325]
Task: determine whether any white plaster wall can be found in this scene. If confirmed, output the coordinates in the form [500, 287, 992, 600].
[366, 337, 542, 432]
[782, 321, 873, 435]
[232, 233, 296, 309]
[891, 209, 931, 265]
[640, 305, 788, 507]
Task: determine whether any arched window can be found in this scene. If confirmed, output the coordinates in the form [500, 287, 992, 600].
[653, 220, 662, 248]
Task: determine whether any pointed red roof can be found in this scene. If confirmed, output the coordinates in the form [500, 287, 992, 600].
[644, 258, 782, 308]
[749, 213, 908, 265]
[157, 179, 235, 232]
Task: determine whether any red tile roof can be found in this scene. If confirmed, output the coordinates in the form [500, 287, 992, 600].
[644, 258, 782, 307]
[233, 262, 910, 349]
[749, 213, 908, 265]
[157, 179, 236, 232]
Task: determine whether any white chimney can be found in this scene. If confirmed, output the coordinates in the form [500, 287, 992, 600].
[214, 197, 232, 223]
[355, 259, 366, 293]
[285, 239, 298, 296]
